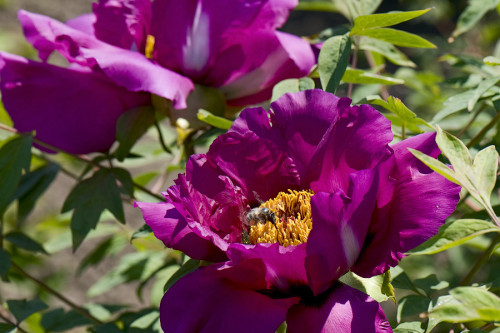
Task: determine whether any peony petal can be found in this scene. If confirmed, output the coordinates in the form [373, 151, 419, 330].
[65, 13, 95, 35]
[207, 31, 315, 105]
[268, 89, 341, 179]
[135, 200, 227, 262]
[151, 0, 298, 80]
[287, 284, 392, 333]
[18, 10, 193, 109]
[207, 130, 301, 205]
[228, 242, 308, 291]
[305, 97, 393, 192]
[306, 170, 378, 295]
[352, 132, 461, 277]
[93, 0, 152, 51]
[0, 52, 149, 154]
[161, 265, 298, 333]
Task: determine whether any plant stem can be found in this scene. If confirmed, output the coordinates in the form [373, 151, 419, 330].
[10, 262, 103, 325]
[154, 119, 172, 154]
[466, 110, 500, 148]
[460, 233, 500, 286]
[0, 124, 164, 202]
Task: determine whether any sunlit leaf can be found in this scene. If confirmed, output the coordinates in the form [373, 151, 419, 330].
[351, 9, 431, 34]
[318, 34, 352, 93]
[339, 271, 394, 302]
[484, 55, 500, 65]
[409, 149, 459, 184]
[393, 321, 425, 333]
[359, 37, 416, 67]
[272, 78, 316, 101]
[342, 68, 404, 85]
[7, 299, 48, 323]
[410, 219, 500, 255]
[471, 146, 499, 203]
[0, 134, 32, 215]
[467, 77, 500, 111]
[353, 28, 436, 48]
[452, 0, 500, 38]
[197, 109, 233, 130]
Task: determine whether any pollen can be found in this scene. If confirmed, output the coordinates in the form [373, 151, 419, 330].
[248, 190, 313, 247]
[145, 35, 155, 59]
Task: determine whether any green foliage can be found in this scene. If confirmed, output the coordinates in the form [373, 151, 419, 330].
[115, 106, 156, 161]
[452, 0, 500, 38]
[0, 248, 11, 279]
[318, 34, 352, 93]
[6, 299, 48, 323]
[197, 109, 233, 130]
[339, 271, 395, 302]
[62, 168, 127, 250]
[271, 77, 316, 101]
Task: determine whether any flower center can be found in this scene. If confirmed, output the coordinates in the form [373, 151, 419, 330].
[246, 190, 313, 247]
[145, 35, 155, 59]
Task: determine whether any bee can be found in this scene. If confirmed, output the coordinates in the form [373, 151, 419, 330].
[245, 207, 276, 226]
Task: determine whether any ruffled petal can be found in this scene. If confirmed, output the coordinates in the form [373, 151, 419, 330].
[287, 285, 392, 333]
[18, 10, 193, 109]
[161, 265, 298, 333]
[207, 31, 315, 105]
[151, 0, 297, 79]
[0, 52, 149, 154]
[305, 97, 393, 192]
[352, 132, 461, 277]
[227, 242, 308, 291]
[268, 89, 341, 179]
[135, 201, 227, 262]
[65, 13, 95, 35]
[207, 130, 301, 205]
[306, 170, 378, 295]
[92, 0, 152, 51]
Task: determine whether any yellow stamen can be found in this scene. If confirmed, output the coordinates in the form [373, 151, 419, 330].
[248, 190, 313, 247]
[145, 35, 155, 59]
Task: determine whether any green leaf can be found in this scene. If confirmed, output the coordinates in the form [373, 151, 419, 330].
[77, 236, 127, 275]
[111, 167, 134, 197]
[432, 90, 478, 123]
[351, 9, 432, 34]
[397, 295, 431, 322]
[409, 148, 459, 184]
[452, 0, 500, 38]
[197, 109, 233, 130]
[435, 126, 472, 178]
[0, 248, 11, 279]
[471, 146, 499, 203]
[295, 1, 337, 12]
[430, 287, 500, 323]
[468, 77, 500, 111]
[353, 28, 436, 48]
[0, 323, 16, 333]
[164, 259, 200, 292]
[342, 68, 404, 85]
[318, 34, 352, 93]
[131, 224, 153, 240]
[0, 134, 32, 215]
[11, 163, 59, 223]
[4, 231, 47, 254]
[413, 275, 449, 296]
[40, 308, 92, 332]
[7, 298, 48, 323]
[393, 321, 425, 333]
[339, 271, 394, 302]
[484, 55, 500, 65]
[358, 37, 416, 67]
[271, 78, 316, 101]
[410, 219, 500, 255]
[62, 168, 125, 250]
[114, 106, 156, 161]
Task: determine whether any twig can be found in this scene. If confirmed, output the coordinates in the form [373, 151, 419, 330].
[11, 262, 103, 325]
[0, 311, 28, 333]
[154, 119, 172, 154]
[347, 41, 359, 99]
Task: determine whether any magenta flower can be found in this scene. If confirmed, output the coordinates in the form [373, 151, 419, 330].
[137, 90, 460, 332]
[0, 0, 315, 154]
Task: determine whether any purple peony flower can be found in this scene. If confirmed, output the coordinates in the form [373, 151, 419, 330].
[0, 0, 315, 154]
[137, 90, 460, 333]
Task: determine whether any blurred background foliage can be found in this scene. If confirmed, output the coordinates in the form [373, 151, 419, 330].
[1, 0, 500, 332]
